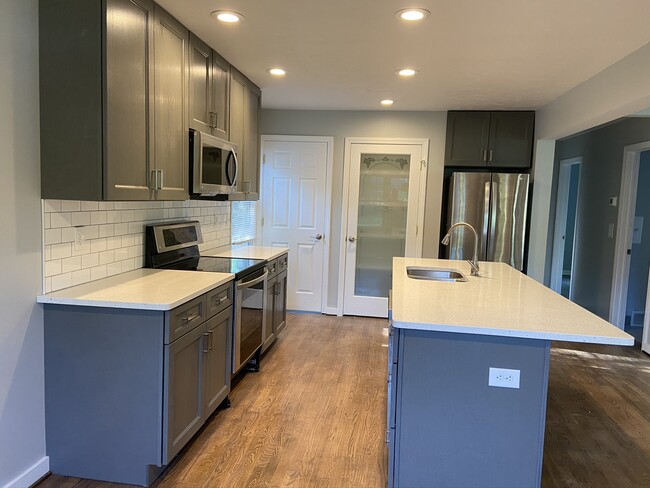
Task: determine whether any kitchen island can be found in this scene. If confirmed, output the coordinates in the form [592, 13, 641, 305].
[388, 258, 633, 488]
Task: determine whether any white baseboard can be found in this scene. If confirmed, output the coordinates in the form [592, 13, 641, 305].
[322, 306, 340, 316]
[2, 457, 49, 488]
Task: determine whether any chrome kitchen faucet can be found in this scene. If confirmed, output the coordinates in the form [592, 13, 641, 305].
[442, 222, 480, 277]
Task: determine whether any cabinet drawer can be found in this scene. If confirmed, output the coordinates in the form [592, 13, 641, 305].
[206, 282, 233, 318]
[166, 295, 207, 343]
[277, 253, 288, 272]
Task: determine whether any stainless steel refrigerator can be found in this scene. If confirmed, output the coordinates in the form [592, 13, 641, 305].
[445, 172, 529, 271]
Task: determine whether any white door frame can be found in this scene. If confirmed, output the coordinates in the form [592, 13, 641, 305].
[259, 135, 335, 314]
[550, 157, 582, 298]
[338, 137, 429, 316]
[610, 140, 650, 328]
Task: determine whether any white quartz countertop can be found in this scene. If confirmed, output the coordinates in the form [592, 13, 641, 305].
[36, 269, 234, 311]
[203, 245, 288, 261]
[392, 258, 634, 346]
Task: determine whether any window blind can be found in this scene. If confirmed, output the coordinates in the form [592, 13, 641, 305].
[231, 201, 257, 244]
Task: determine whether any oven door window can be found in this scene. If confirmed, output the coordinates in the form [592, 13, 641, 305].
[239, 279, 264, 364]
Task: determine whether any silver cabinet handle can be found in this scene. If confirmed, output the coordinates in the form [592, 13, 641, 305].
[483, 150, 487, 162]
[348, 236, 356, 242]
[181, 313, 200, 324]
[202, 332, 210, 353]
[150, 169, 158, 190]
[158, 169, 164, 190]
[310, 234, 323, 240]
[218, 295, 228, 303]
[488, 150, 493, 162]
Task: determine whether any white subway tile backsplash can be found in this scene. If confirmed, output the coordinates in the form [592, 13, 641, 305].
[61, 200, 81, 212]
[99, 250, 115, 265]
[52, 273, 72, 290]
[43, 200, 62, 213]
[44, 228, 62, 245]
[90, 238, 107, 253]
[61, 227, 75, 243]
[81, 201, 99, 211]
[61, 256, 82, 273]
[82, 253, 99, 268]
[99, 224, 114, 238]
[90, 265, 108, 281]
[91, 211, 107, 225]
[51, 212, 72, 228]
[71, 212, 91, 226]
[71, 268, 91, 286]
[51, 242, 72, 259]
[42, 198, 231, 292]
[44, 260, 61, 277]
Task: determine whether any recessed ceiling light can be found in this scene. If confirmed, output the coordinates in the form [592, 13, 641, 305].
[381, 99, 394, 106]
[211, 10, 245, 23]
[268, 68, 286, 76]
[398, 68, 417, 77]
[395, 8, 430, 22]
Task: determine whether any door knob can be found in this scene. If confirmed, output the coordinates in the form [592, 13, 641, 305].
[348, 236, 357, 242]
[310, 234, 324, 240]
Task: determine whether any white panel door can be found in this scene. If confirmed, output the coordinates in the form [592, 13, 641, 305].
[343, 141, 428, 318]
[261, 139, 329, 312]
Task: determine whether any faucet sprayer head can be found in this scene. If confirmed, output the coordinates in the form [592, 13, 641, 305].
[441, 234, 450, 245]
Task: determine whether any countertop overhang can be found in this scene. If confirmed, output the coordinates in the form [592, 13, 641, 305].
[392, 258, 634, 346]
[36, 268, 234, 311]
[202, 244, 288, 261]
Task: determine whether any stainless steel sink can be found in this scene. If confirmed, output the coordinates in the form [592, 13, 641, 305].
[406, 266, 468, 282]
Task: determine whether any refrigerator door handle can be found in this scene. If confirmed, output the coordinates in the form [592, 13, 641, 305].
[482, 181, 490, 259]
[488, 181, 499, 258]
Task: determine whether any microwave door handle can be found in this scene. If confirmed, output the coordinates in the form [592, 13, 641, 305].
[225, 151, 234, 186]
[231, 149, 239, 190]
[236, 270, 268, 290]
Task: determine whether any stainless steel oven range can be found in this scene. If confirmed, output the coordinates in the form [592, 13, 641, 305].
[145, 221, 268, 376]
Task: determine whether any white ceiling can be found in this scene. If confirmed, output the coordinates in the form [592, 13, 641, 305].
[157, 0, 650, 111]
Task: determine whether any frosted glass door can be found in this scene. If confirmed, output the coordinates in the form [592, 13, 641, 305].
[355, 154, 410, 297]
[343, 141, 428, 318]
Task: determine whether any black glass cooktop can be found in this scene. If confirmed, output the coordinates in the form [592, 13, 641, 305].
[164, 256, 266, 279]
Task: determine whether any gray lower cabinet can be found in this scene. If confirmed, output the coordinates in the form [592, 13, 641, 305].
[44, 282, 233, 486]
[39, 0, 188, 201]
[387, 326, 551, 488]
[189, 33, 230, 140]
[230, 67, 261, 199]
[262, 254, 289, 353]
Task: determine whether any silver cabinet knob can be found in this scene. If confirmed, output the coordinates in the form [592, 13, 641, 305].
[348, 236, 357, 242]
[310, 233, 324, 240]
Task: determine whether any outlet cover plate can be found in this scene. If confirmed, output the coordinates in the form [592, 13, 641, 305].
[488, 367, 520, 389]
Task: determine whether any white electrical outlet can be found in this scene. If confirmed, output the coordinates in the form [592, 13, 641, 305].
[74, 229, 86, 251]
[488, 367, 520, 389]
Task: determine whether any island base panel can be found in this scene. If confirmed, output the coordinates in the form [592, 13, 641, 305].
[391, 328, 550, 488]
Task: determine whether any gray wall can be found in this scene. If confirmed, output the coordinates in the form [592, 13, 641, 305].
[626, 150, 650, 319]
[261, 110, 447, 311]
[552, 118, 650, 319]
[0, 0, 48, 485]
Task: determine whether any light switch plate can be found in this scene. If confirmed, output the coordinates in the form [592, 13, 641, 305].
[488, 367, 520, 389]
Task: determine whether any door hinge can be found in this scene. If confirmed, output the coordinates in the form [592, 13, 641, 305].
[420, 159, 427, 169]
[262, 154, 266, 164]
[416, 225, 419, 236]
[260, 217, 264, 226]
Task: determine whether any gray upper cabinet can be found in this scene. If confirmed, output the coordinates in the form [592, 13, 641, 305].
[153, 5, 189, 200]
[189, 34, 230, 140]
[39, 0, 188, 201]
[230, 68, 261, 199]
[444, 111, 534, 169]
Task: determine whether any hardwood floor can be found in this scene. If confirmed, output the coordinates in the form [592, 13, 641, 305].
[38, 314, 650, 488]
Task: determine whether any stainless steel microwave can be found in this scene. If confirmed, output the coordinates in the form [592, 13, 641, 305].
[190, 130, 238, 196]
